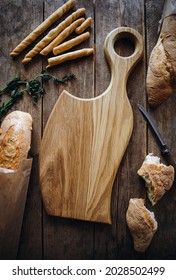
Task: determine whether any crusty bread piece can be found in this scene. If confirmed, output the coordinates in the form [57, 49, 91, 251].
[0, 111, 32, 170]
[137, 153, 174, 205]
[146, 15, 176, 106]
[126, 198, 158, 253]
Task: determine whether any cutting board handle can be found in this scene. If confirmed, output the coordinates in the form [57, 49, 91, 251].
[104, 27, 143, 82]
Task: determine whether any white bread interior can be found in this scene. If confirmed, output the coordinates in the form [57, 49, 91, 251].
[138, 153, 174, 205]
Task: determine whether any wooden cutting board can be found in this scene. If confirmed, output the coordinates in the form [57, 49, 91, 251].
[40, 27, 143, 224]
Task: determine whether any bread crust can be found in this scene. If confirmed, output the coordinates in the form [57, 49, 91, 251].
[147, 15, 176, 106]
[138, 157, 174, 205]
[0, 111, 32, 170]
[126, 198, 158, 253]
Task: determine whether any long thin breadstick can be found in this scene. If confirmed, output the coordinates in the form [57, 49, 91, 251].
[46, 48, 94, 68]
[22, 8, 86, 65]
[40, 18, 85, 56]
[10, 0, 75, 57]
[75, 17, 93, 34]
[53, 32, 90, 55]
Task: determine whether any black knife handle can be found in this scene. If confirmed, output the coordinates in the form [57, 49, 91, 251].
[161, 145, 176, 170]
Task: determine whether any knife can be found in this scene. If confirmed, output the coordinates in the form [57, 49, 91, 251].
[137, 104, 176, 169]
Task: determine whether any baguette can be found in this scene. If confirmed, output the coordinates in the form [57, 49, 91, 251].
[126, 198, 158, 253]
[46, 48, 94, 68]
[22, 8, 86, 65]
[137, 153, 174, 205]
[10, 0, 75, 57]
[53, 32, 90, 55]
[75, 17, 93, 35]
[40, 18, 85, 56]
[0, 111, 32, 170]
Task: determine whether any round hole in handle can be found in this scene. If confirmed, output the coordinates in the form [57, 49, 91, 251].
[114, 31, 137, 58]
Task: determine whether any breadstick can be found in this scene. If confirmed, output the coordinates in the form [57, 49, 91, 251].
[53, 32, 90, 55]
[75, 17, 92, 34]
[46, 48, 94, 68]
[40, 18, 85, 56]
[10, 0, 75, 57]
[22, 8, 86, 65]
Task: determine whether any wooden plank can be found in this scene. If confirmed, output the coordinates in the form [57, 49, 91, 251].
[42, 0, 95, 259]
[1, 0, 175, 260]
[145, 0, 176, 259]
[0, 0, 43, 259]
[94, 0, 146, 259]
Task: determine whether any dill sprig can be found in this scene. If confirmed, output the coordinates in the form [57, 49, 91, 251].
[0, 71, 75, 120]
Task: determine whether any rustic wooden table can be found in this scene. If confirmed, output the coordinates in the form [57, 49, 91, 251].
[0, 0, 176, 260]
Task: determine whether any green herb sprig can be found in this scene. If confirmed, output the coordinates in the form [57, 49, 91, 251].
[0, 71, 75, 121]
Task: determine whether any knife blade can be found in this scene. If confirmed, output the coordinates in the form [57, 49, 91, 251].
[137, 104, 176, 169]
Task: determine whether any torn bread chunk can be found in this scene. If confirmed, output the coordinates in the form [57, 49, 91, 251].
[137, 153, 174, 205]
[126, 198, 158, 253]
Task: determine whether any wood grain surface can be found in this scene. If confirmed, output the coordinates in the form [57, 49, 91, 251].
[40, 27, 143, 224]
[0, 0, 176, 260]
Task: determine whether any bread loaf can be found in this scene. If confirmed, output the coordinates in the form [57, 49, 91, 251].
[137, 153, 174, 205]
[126, 198, 158, 253]
[146, 15, 176, 106]
[0, 111, 32, 170]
